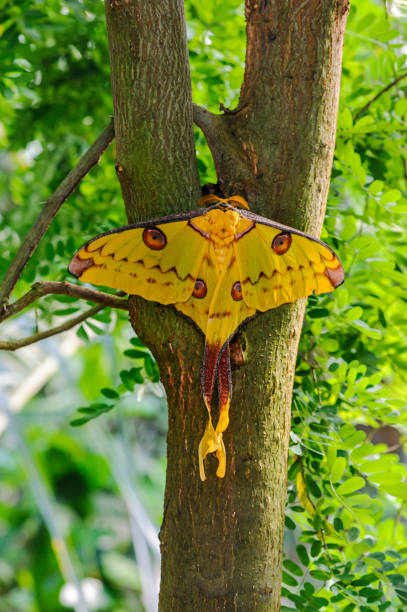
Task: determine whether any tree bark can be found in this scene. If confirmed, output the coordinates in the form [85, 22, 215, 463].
[104, 1, 349, 610]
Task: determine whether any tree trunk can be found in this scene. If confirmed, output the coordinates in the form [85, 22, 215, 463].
[104, 1, 349, 610]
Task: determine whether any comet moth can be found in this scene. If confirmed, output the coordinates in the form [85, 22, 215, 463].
[69, 195, 344, 480]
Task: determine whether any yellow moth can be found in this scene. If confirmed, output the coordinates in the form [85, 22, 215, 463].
[69, 195, 344, 480]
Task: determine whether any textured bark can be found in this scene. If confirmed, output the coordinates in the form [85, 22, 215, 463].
[196, 0, 349, 231]
[105, 0, 200, 222]
[104, 1, 349, 610]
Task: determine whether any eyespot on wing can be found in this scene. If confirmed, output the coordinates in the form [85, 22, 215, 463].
[193, 279, 207, 299]
[272, 232, 292, 255]
[231, 281, 243, 301]
[143, 227, 167, 250]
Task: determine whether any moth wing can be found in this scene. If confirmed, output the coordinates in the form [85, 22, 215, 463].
[175, 247, 217, 334]
[204, 248, 256, 349]
[69, 215, 208, 305]
[235, 213, 344, 311]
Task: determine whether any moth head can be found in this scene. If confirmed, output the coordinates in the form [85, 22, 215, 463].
[197, 194, 250, 210]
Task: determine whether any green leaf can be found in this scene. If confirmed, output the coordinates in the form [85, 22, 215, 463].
[380, 483, 407, 499]
[144, 354, 160, 382]
[101, 388, 120, 399]
[310, 541, 322, 558]
[326, 444, 337, 470]
[76, 325, 89, 342]
[124, 348, 149, 359]
[78, 403, 109, 414]
[346, 307, 363, 321]
[283, 560, 303, 576]
[359, 587, 382, 602]
[129, 367, 144, 384]
[287, 460, 301, 480]
[351, 573, 378, 587]
[285, 516, 296, 530]
[340, 215, 358, 240]
[351, 443, 380, 463]
[353, 115, 375, 133]
[70, 417, 90, 427]
[54, 307, 79, 315]
[342, 430, 366, 450]
[296, 545, 310, 566]
[339, 107, 353, 131]
[54, 295, 77, 303]
[348, 526, 360, 542]
[381, 189, 401, 206]
[395, 98, 407, 116]
[309, 308, 330, 319]
[70, 400, 114, 426]
[310, 570, 329, 581]
[85, 320, 106, 336]
[336, 477, 366, 496]
[305, 475, 321, 498]
[352, 320, 381, 340]
[130, 337, 147, 348]
[395, 588, 407, 604]
[330, 457, 347, 483]
[320, 338, 339, 352]
[336, 287, 349, 308]
[303, 582, 315, 594]
[119, 370, 135, 392]
[368, 472, 402, 486]
[282, 571, 298, 587]
[388, 574, 405, 586]
[369, 180, 384, 196]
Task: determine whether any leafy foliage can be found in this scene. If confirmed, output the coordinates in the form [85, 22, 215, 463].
[1, 0, 407, 610]
[284, 3, 407, 609]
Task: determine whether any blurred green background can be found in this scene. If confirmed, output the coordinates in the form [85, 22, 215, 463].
[1, 1, 407, 610]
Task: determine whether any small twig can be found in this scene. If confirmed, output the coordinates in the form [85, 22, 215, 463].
[354, 71, 407, 120]
[0, 280, 128, 324]
[0, 119, 115, 304]
[0, 304, 106, 351]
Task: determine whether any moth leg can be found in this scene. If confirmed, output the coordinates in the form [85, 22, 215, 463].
[198, 342, 226, 480]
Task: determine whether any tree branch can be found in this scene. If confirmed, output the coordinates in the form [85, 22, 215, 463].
[354, 71, 407, 120]
[192, 103, 248, 193]
[192, 103, 218, 135]
[0, 119, 115, 304]
[0, 281, 128, 324]
[0, 304, 105, 351]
